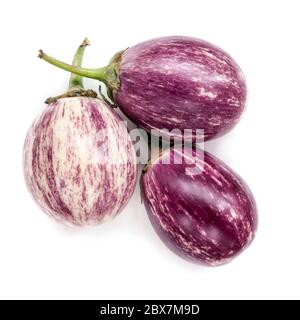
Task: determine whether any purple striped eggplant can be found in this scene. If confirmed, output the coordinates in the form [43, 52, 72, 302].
[39, 36, 247, 141]
[24, 40, 137, 226]
[141, 147, 257, 266]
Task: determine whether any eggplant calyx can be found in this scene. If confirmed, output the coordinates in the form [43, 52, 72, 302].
[45, 88, 98, 104]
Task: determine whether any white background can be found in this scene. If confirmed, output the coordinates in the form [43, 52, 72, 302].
[0, 0, 299, 299]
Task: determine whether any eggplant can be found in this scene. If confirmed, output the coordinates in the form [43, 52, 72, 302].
[141, 147, 257, 266]
[24, 39, 137, 226]
[39, 36, 247, 141]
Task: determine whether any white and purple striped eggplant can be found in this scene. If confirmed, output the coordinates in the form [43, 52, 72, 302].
[39, 36, 247, 141]
[141, 147, 257, 266]
[24, 40, 137, 226]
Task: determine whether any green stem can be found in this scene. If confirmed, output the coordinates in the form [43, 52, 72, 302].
[68, 38, 90, 89]
[39, 50, 108, 83]
[42, 38, 99, 104]
[38, 47, 123, 91]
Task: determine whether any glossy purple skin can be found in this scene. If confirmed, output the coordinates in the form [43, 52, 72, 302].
[141, 147, 257, 266]
[115, 36, 247, 141]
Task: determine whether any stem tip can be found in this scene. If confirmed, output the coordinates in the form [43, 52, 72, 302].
[38, 49, 44, 59]
[81, 38, 90, 47]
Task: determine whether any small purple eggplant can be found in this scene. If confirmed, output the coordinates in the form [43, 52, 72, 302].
[39, 36, 247, 141]
[141, 147, 257, 266]
[24, 40, 137, 226]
